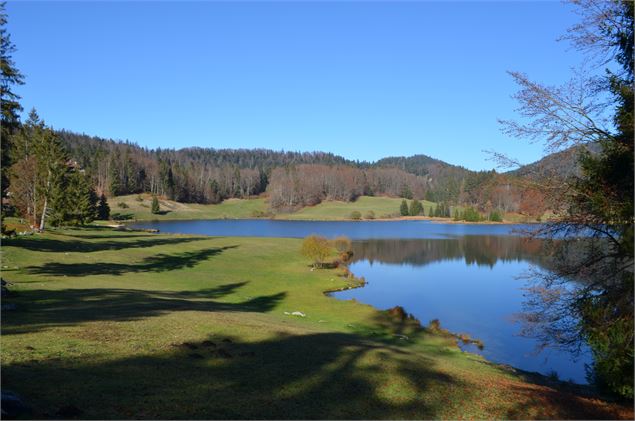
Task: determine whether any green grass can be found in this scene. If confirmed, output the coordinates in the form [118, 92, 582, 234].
[108, 195, 439, 222]
[1, 227, 629, 419]
[280, 196, 435, 220]
[105, 194, 532, 223]
[110, 194, 268, 221]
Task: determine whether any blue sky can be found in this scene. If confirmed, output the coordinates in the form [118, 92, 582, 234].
[7, 1, 584, 171]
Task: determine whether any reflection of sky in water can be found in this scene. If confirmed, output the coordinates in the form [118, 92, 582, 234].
[131, 219, 534, 239]
[335, 258, 592, 384]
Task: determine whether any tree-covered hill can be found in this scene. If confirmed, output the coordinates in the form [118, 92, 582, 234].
[53, 128, 561, 217]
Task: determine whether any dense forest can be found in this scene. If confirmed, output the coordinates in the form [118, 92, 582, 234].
[54, 129, 557, 216]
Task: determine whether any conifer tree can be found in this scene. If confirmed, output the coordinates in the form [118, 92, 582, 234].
[151, 195, 160, 214]
[97, 193, 110, 220]
[1, 3, 24, 222]
[399, 199, 409, 216]
[409, 199, 422, 216]
[10, 109, 68, 230]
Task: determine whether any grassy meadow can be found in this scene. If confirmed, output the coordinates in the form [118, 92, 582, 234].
[1, 226, 631, 419]
[106, 194, 443, 222]
[281, 196, 435, 220]
[108, 194, 269, 221]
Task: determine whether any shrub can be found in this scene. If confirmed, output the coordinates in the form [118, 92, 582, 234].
[333, 236, 352, 253]
[350, 211, 362, 220]
[364, 210, 375, 220]
[488, 210, 503, 222]
[462, 207, 483, 222]
[251, 210, 273, 218]
[300, 235, 332, 268]
[117, 202, 129, 209]
[135, 195, 144, 202]
[111, 212, 133, 221]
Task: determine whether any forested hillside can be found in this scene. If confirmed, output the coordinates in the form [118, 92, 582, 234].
[54, 129, 571, 216]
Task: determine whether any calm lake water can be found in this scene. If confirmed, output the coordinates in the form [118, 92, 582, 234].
[132, 219, 591, 383]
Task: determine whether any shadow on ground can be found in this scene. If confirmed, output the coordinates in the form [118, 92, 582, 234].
[3, 331, 630, 419]
[25, 246, 238, 277]
[2, 282, 285, 335]
[3, 232, 209, 253]
[2, 332, 461, 419]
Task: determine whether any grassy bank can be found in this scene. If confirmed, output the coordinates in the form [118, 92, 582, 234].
[1, 227, 630, 419]
[107, 194, 269, 220]
[108, 194, 444, 222]
[281, 196, 435, 220]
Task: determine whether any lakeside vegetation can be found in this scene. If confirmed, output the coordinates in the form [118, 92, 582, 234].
[1, 226, 631, 419]
[80, 193, 537, 223]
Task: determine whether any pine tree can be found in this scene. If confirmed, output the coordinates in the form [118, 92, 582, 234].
[399, 199, 409, 216]
[409, 199, 422, 216]
[97, 193, 110, 220]
[72, 172, 97, 225]
[10, 109, 68, 230]
[151, 195, 160, 214]
[1, 4, 25, 224]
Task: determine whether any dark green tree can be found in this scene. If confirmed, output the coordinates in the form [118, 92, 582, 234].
[409, 199, 423, 216]
[151, 195, 160, 214]
[1, 3, 24, 225]
[11, 110, 68, 230]
[400, 199, 409, 216]
[97, 193, 110, 220]
[58, 170, 97, 226]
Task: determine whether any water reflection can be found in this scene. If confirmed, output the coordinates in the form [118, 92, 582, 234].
[335, 237, 591, 384]
[351, 236, 548, 268]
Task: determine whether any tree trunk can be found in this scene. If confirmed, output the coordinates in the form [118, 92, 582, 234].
[39, 169, 51, 231]
[39, 196, 47, 231]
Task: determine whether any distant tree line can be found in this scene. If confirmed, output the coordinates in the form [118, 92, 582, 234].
[54, 130, 552, 216]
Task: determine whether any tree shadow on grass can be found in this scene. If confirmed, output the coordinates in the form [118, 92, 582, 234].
[4, 329, 626, 419]
[2, 282, 286, 335]
[26, 246, 238, 277]
[1, 332, 463, 419]
[3, 233, 210, 253]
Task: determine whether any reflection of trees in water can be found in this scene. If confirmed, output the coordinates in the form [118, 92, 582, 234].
[352, 236, 548, 269]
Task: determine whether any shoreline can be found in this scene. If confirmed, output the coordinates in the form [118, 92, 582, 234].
[119, 215, 539, 225]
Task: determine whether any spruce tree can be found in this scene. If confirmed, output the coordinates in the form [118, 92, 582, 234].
[399, 199, 409, 216]
[409, 199, 422, 216]
[151, 195, 160, 214]
[97, 193, 110, 220]
[434, 204, 441, 217]
[1, 4, 25, 224]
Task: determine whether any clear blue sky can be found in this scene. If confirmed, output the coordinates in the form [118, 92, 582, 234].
[7, 1, 584, 171]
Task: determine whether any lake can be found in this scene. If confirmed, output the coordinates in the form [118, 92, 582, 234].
[132, 219, 591, 383]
